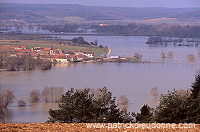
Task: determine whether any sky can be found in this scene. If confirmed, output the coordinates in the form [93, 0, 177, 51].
[1, 0, 200, 8]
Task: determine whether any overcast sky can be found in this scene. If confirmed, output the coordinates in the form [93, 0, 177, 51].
[1, 0, 200, 8]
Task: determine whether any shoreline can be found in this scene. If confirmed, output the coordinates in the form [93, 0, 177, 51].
[20, 33, 150, 37]
[107, 48, 112, 56]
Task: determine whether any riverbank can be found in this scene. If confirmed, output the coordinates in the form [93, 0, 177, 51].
[107, 48, 112, 56]
[0, 123, 199, 132]
[19, 33, 151, 36]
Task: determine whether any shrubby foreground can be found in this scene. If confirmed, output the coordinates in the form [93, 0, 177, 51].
[48, 71, 200, 123]
[48, 87, 134, 123]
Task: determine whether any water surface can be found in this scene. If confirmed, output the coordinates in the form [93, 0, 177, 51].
[1, 35, 200, 122]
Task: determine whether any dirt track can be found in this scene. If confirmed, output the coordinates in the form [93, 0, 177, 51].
[0, 123, 200, 132]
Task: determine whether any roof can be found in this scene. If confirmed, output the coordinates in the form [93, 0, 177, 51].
[56, 55, 67, 59]
[17, 49, 31, 53]
[9, 45, 21, 48]
[50, 55, 57, 58]
[59, 53, 65, 56]
[17, 53, 28, 56]
[44, 48, 51, 51]
[67, 55, 77, 58]
[30, 53, 39, 57]
[20, 46, 27, 49]
[56, 49, 63, 51]
[0, 46, 16, 51]
[65, 51, 75, 55]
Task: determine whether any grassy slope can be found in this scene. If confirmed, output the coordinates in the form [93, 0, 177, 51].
[0, 34, 109, 55]
[0, 39, 108, 56]
[45, 16, 84, 22]
[1, 3, 199, 24]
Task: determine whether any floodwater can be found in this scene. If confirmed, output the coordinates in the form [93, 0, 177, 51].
[1, 35, 200, 123]
[58, 35, 200, 62]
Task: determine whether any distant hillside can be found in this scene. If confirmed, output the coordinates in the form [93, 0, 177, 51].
[0, 3, 199, 24]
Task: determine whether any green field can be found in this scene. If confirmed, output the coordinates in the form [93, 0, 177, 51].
[46, 16, 84, 22]
[0, 38, 109, 56]
[0, 35, 109, 56]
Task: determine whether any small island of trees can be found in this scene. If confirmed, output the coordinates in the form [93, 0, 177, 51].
[146, 36, 200, 47]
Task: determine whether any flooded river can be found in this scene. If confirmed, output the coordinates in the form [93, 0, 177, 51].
[1, 35, 200, 122]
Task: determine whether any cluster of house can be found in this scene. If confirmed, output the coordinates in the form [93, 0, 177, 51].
[0, 44, 94, 63]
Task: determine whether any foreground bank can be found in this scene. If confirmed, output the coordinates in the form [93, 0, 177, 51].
[0, 123, 199, 132]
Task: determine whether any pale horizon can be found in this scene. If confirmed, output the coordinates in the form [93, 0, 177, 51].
[1, 0, 200, 8]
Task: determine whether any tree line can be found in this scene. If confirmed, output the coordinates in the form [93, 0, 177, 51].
[29, 86, 64, 103]
[3, 22, 200, 38]
[0, 86, 63, 122]
[0, 53, 52, 71]
[91, 24, 200, 38]
[146, 36, 200, 46]
[41, 23, 79, 33]
[40, 23, 200, 38]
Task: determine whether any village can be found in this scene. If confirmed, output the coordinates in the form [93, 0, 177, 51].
[0, 44, 97, 63]
[0, 44, 141, 64]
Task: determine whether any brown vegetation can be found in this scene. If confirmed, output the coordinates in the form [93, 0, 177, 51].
[29, 89, 40, 103]
[42, 86, 64, 102]
[0, 123, 199, 132]
[0, 89, 15, 107]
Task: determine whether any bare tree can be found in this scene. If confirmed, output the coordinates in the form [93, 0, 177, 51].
[53, 87, 64, 102]
[150, 87, 159, 99]
[177, 89, 191, 96]
[150, 87, 159, 107]
[18, 99, 26, 107]
[42, 86, 64, 102]
[42, 86, 49, 102]
[0, 89, 15, 122]
[0, 89, 15, 107]
[160, 51, 166, 59]
[167, 51, 174, 58]
[134, 53, 143, 61]
[29, 89, 40, 103]
[117, 95, 129, 111]
[187, 54, 195, 62]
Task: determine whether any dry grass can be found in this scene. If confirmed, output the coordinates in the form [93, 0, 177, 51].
[0, 123, 199, 132]
[137, 17, 179, 24]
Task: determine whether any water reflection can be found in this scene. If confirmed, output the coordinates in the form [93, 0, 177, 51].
[0, 107, 13, 123]
[0, 107, 6, 123]
[4, 102, 58, 123]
